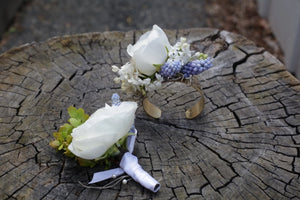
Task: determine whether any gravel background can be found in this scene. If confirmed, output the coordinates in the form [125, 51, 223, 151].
[0, 0, 284, 62]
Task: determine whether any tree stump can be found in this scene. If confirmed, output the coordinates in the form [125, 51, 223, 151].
[1, 28, 300, 200]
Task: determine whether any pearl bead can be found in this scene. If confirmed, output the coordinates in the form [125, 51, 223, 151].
[112, 175, 116, 179]
[122, 179, 127, 185]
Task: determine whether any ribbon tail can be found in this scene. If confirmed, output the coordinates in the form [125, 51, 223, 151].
[120, 152, 161, 192]
[89, 129, 137, 185]
[89, 168, 124, 184]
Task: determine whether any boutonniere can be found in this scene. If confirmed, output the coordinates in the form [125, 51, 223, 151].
[50, 94, 160, 192]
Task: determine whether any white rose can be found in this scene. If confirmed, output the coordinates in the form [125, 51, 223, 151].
[68, 102, 138, 160]
[127, 24, 171, 76]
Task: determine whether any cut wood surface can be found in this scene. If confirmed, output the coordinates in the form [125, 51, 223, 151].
[1, 28, 300, 200]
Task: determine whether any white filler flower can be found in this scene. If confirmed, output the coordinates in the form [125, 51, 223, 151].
[127, 24, 170, 76]
[68, 102, 138, 160]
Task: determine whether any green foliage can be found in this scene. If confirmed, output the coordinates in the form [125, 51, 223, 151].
[67, 106, 89, 127]
[198, 53, 208, 60]
[153, 63, 163, 72]
[50, 106, 89, 157]
[49, 106, 131, 168]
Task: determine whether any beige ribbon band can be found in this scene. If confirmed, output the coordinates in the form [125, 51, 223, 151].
[143, 77, 205, 119]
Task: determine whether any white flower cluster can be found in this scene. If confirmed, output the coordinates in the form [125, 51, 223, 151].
[167, 37, 192, 65]
[112, 62, 164, 94]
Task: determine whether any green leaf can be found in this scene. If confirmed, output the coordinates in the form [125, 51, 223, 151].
[59, 124, 71, 139]
[58, 144, 64, 150]
[67, 106, 77, 118]
[198, 53, 208, 60]
[68, 106, 89, 123]
[77, 157, 96, 168]
[118, 132, 130, 147]
[49, 140, 60, 149]
[61, 123, 73, 133]
[105, 144, 120, 157]
[82, 113, 89, 123]
[64, 148, 75, 158]
[153, 63, 163, 72]
[66, 135, 72, 144]
[53, 132, 64, 143]
[104, 159, 112, 170]
[53, 132, 60, 138]
[69, 118, 81, 128]
[165, 46, 169, 54]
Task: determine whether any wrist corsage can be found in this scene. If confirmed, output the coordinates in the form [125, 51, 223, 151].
[112, 25, 212, 119]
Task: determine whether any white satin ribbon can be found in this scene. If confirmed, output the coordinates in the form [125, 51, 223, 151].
[120, 152, 160, 192]
[89, 168, 124, 184]
[88, 129, 160, 193]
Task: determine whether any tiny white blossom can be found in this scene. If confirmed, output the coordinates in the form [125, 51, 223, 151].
[112, 65, 120, 72]
[155, 73, 164, 82]
[114, 77, 121, 83]
[180, 37, 186, 43]
[145, 73, 163, 92]
[192, 52, 201, 60]
[167, 37, 192, 65]
[146, 81, 161, 92]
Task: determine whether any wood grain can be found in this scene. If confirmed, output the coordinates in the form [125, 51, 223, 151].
[1, 28, 300, 200]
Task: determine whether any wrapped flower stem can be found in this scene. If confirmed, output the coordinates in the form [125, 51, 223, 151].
[88, 133, 160, 193]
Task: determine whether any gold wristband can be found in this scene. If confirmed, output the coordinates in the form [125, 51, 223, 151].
[143, 77, 205, 119]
